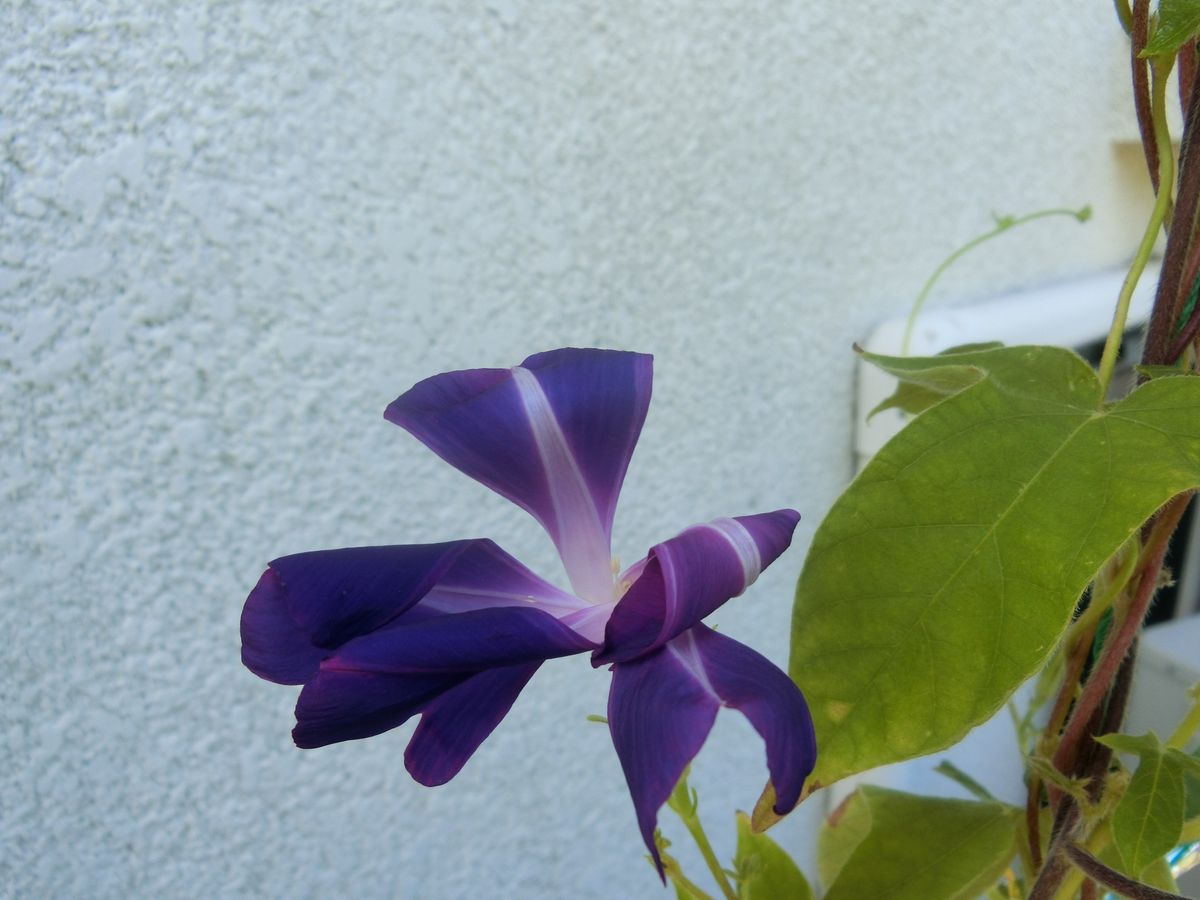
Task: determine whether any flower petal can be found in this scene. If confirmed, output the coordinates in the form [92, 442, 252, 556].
[689, 626, 816, 814]
[385, 348, 653, 603]
[241, 539, 582, 685]
[241, 541, 474, 685]
[293, 606, 593, 748]
[404, 662, 542, 786]
[607, 635, 718, 878]
[607, 625, 815, 877]
[417, 539, 584, 618]
[597, 508, 801, 664]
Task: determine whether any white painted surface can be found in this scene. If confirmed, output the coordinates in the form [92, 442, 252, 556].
[0, 3, 1154, 897]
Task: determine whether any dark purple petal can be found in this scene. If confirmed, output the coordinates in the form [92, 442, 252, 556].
[241, 541, 475, 685]
[417, 539, 583, 618]
[292, 607, 593, 749]
[241, 539, 581, 686]
[404, 662, 542, 786]
[328, 605, 595, 673]
[385, 349, 652, 604]
[689, 626, 816, 814]
[607, 625, 815, 877]
[597, 509, 801, 664]
[294, 669, 466, 749]
[607, 636, 718, 878]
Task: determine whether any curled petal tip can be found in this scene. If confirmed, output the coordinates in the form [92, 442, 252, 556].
[598, 507, 804, 664]
[608, 626, 816, 870]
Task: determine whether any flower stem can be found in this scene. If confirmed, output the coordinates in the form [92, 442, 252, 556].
[1098, 57, 1176, 396]
[667, 774, 738, 900]
[680, 816, 736, 900]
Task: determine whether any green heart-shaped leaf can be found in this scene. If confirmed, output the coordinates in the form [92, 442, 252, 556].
[818, 787, 1018, 900]
[791, 345, 1200, 790]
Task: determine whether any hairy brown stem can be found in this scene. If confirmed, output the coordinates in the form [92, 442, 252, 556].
[1025, 774, 1044, 872]
[1144, 66, 1200, 367]
[1181, 41, 1197, 127]
[1132, 0, 1160, 194]
[1165, 296, 1200, 361]
[1051, 495, 1191, 777]
[1028, 801, 1081, 900]
[1065, 842, 1190, 899]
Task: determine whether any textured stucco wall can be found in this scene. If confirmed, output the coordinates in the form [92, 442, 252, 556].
[2, 2, 1147, 897]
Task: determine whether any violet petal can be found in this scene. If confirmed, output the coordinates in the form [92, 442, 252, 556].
[293, 607, 593, 749]
[241, 541, 475, 685]
[597, 508, 800, 664]
[385, 348, 652, 603]
[404, 662, 542, 786]
[607, 624, 815, 877]
[607, 637, 718, 878]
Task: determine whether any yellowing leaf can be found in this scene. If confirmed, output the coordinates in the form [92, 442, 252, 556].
[792, 345, 1200, 789]
[817, 787, 1018, 900]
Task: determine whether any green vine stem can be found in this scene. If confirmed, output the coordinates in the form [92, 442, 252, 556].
[900, 206, 1090, 355]
[1098, 56, 1176, 396]
[667, 775, 738, 900]
[1167, 685, 1200, 749]
[660, 851, 717, 900]
[1144, 49, 1200, 368]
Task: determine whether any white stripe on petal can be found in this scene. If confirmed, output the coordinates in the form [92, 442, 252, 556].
[511, 366, 615, 604]
[666, 629, 721, 703]
[703, 517, 762, 589]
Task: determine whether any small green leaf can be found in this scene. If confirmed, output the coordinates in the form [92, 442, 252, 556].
[933, 760, 997, 801]
[734, 812, 813, 900]
[1026, 755, 1092, 806]
[1096, 732, 1165, 758]
[1142, 0, 1200, 57]
[863, 343, 1004, 419]
[1105, 733, 1187, 875]
[816, 792, 874, 889]
[818, 787, 1019, 900]
[1135, 364, 1196, 381]
[1167, 746, 1200, 778]
[1182, 748, 1200, 819]
[792, 345, 1200, 789]
[869, 380, 949, 419]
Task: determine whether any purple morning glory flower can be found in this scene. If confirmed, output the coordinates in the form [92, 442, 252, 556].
[240, 348, 816, 873]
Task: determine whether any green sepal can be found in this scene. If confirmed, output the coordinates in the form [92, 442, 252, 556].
[817, 787, 1019, 900]
[733, 812, 813, 900]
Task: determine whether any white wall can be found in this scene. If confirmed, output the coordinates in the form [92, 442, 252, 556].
[1, 3, 1149, 897]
